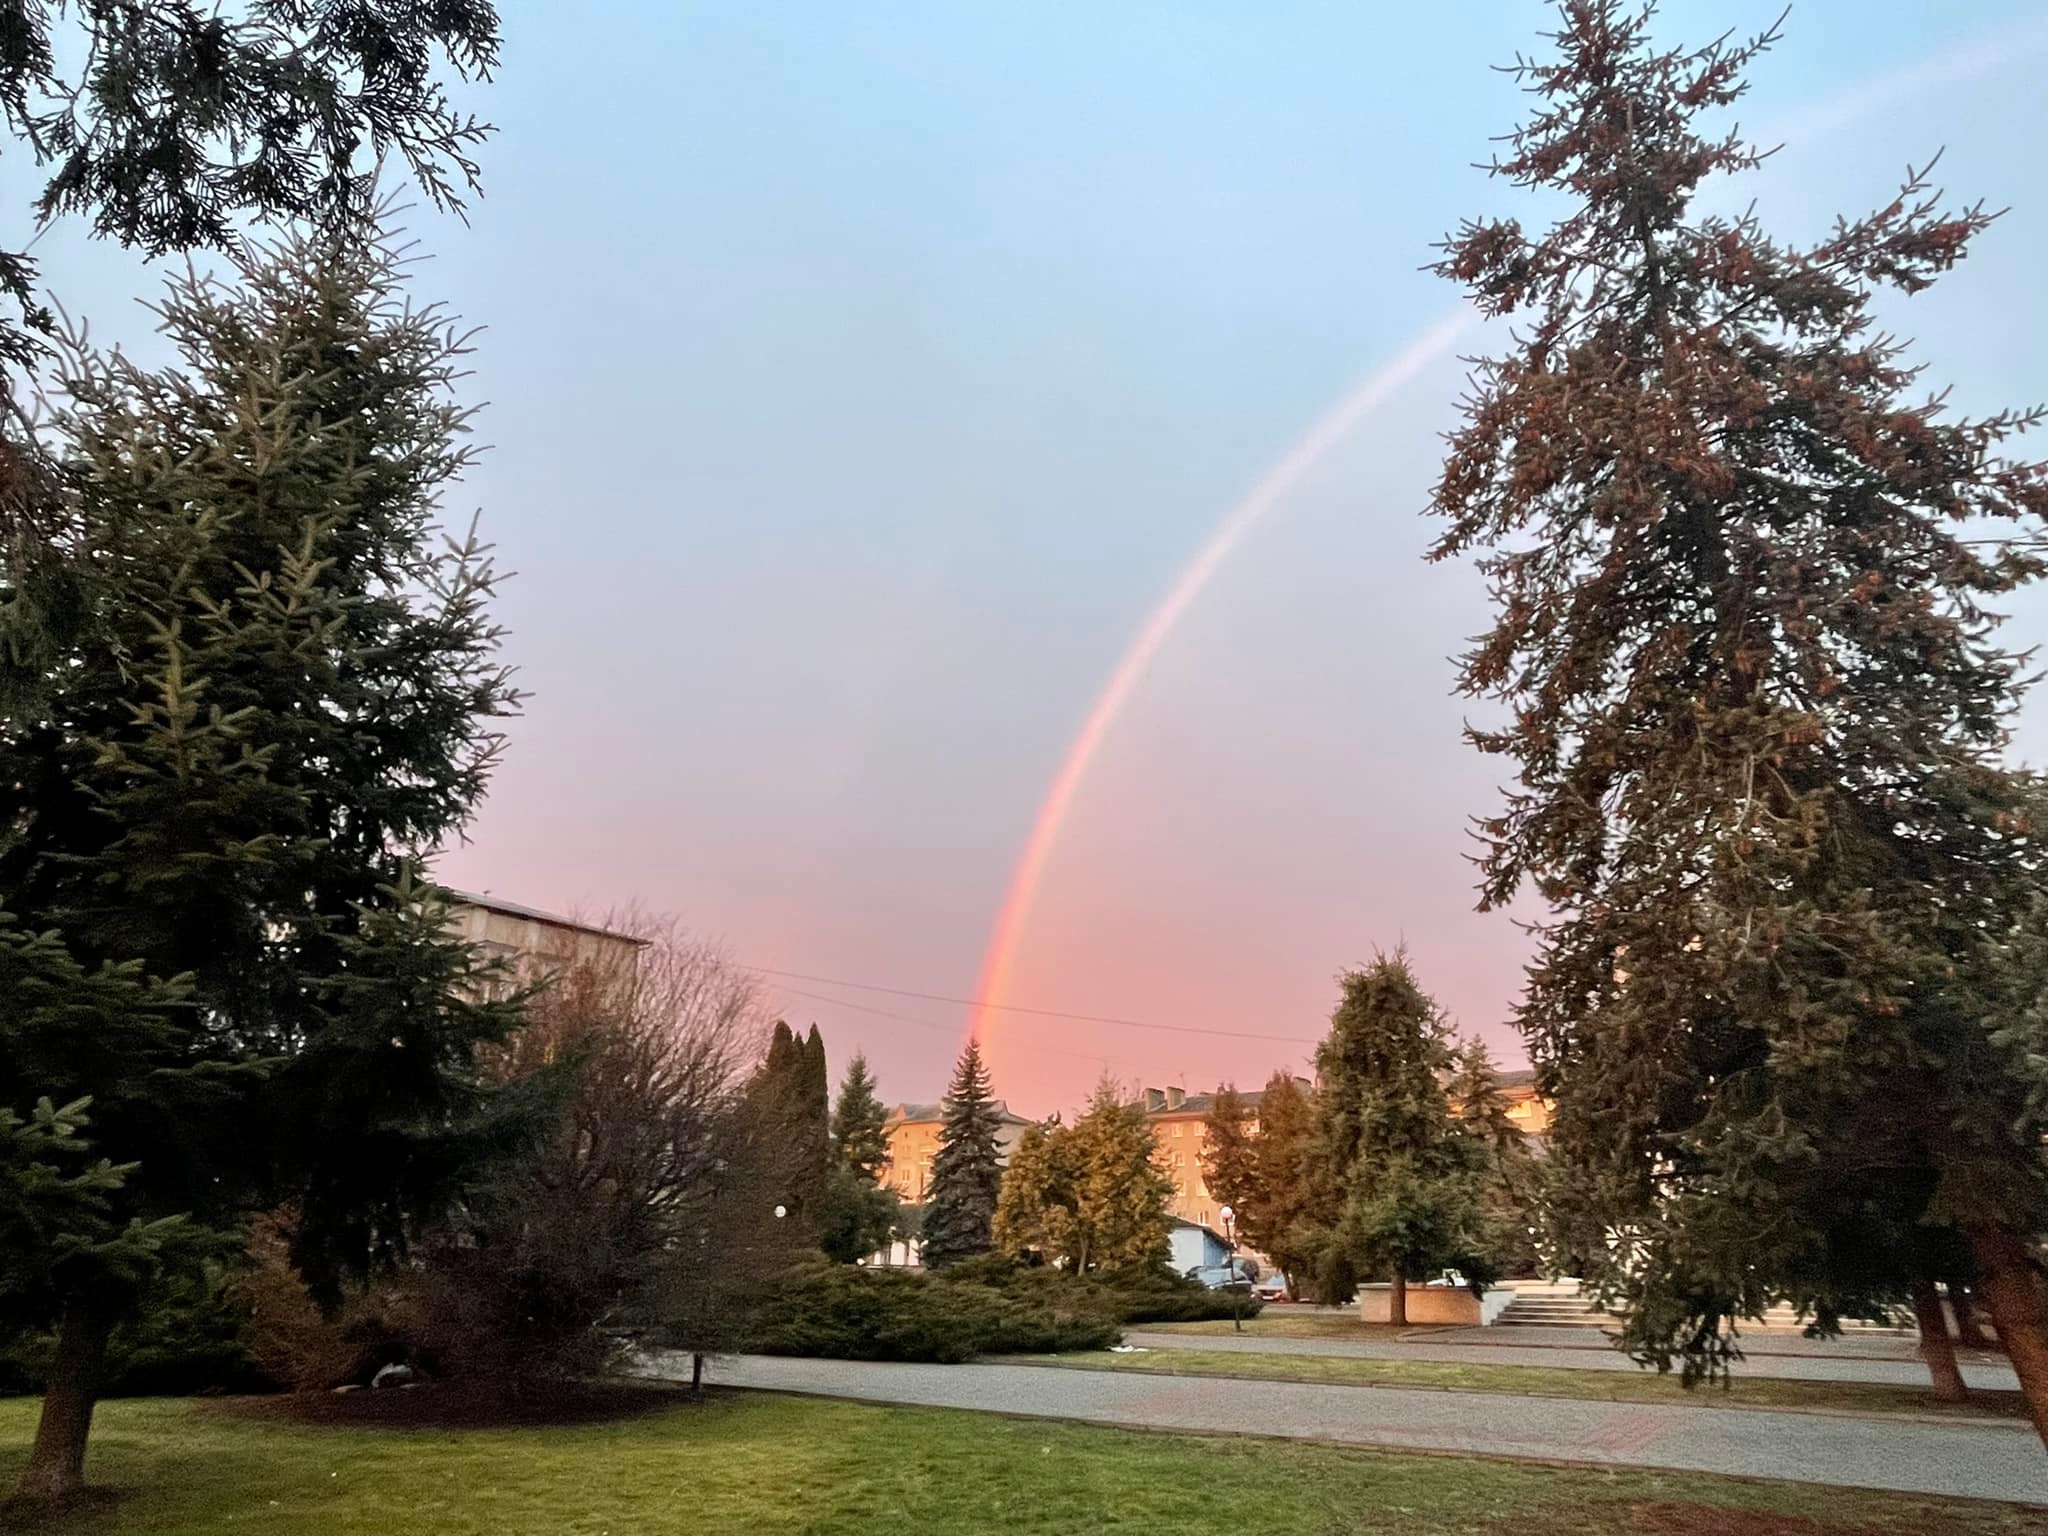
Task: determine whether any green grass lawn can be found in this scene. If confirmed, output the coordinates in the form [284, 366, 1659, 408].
[1024, 1347, 2029, 1422]
[2, 1390, 2043, 1536]
[1146, 1311, 1417, 1340]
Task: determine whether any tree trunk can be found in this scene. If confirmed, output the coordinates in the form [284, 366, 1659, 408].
[14, 1296, 115, 1503]
[1389, 1271, 1408, 1328]
[1910, 1279, 1967, 1403]
[1969, 1224, 2048, 1452]
[1951, 1283, 1992, 1351]
[690, 1353, 705, 1393]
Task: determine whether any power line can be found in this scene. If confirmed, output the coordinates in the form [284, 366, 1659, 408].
[771, 984, 1149, 1069]
[744, 963, 1321, 1047]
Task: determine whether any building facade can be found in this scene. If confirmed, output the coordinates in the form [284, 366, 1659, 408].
[880, 1100, 1034, 1206]
[446, 889, 647, 986]
[1140, 1071, 1551, 1231]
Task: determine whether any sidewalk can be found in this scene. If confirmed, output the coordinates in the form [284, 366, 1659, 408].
[678, 1352, 2048, 1504]
[1125, 1327, 2022, 1391]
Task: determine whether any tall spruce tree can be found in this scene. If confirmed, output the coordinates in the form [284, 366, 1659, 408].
[831, 1053, 892, 1183]
[0, 3, 505, 696]
[1314, 956, 1492, 1324]
[920, 1039, 1004, 1268]
[1449, 1040, 1538, 1277]
[1430, 2, 2048, 1433]
[820, 1051, 897, 1264]
[1242, 1072, 1320, 1299]
[0, 226, 523, 1498]
[1200, 1086, 1259, 1229]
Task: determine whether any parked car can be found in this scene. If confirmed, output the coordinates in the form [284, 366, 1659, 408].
[1251, 1273, 1289, 1301]
[1186, 1258, 1259, 1290]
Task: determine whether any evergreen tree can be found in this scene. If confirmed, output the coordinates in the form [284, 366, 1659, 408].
[920, 1040, 1004, 1269]
[0, 3, 505, 697]
[0, 4, 500, 384]
[1240, 1073, 1320, 1300]
[994, 1086, 1173, 1275]
[993, 1118, 1074, 1267]
[744, 1022, 830, 1238]
[1064, 1079, 1176, 1274]
[1431, 2, 2048, 1434]
[1199, 1086, 1258, 1225]
[0, 226, 523, 1498]
[1314, 956, 1492, 1323]
[1448, 1040, 1538, 1277]
[819, 1051, 897, 1264]
[831, 1053, 892, 1183]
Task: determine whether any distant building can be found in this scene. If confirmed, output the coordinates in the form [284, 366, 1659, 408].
[1139, 1069, 1551, 1231]
[880, 1099, 1034, 1206]
[1167, 1216, 1233, 1275]
[445, 889, 646, 987]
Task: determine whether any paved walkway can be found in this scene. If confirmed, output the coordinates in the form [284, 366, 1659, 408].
[1125, 1328, 2023, 1391]
[665, 1352, 2048, 1504]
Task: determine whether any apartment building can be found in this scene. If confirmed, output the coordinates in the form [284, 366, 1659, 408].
[1141, 1070, 1550, 1230]
[446, 889, 647, 985]
[879, 1100, 1034, 1206]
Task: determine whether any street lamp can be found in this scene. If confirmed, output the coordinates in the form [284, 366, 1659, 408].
[1219, 1204, 1243, 1333]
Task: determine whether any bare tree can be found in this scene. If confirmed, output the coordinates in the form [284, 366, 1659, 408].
[444, 920, 781, 1383]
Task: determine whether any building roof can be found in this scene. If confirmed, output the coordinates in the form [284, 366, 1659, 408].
[1139, 1067, 1540, 1119]
[1141, 1088, 1261, 1119]
[884, 1100, 1033, 1128]
[445, 889, 649, 947]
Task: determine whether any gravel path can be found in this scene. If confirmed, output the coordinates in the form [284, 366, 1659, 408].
[1123, 1328, 2023, 1391]
[664, 1352, 2048, 1504]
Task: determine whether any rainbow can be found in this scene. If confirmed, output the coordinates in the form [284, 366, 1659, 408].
[968, 308, 1474, 1043]
[966, 13, 2048, 1065]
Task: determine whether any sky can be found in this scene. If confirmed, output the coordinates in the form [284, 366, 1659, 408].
[30, 1, 2048, 1117]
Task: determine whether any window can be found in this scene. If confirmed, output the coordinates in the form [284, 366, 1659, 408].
[1172, 1123, 1183, 1137]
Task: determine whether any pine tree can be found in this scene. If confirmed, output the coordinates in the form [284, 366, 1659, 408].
[993, 1118, 1074, 1266]
[993, 1086, 1173, 1275]
[819, 1050, 897, 1264]
[831, 1053, 892, 1183]
[0, 224, 524, 1498]
[920, 1040, 1004, 1269]
[1064, 1079, 1176, 1274]
[1241, 1073, 1320, 1299]
[1314, 956, 1492, 1324]
[744, 1022, 830, 1237]
[1448, 1040, 1538, 1277]
[1199, 1086, 1258, 1225]
[1431, 2, 2048, 1434]
[0, 4, 500, 382]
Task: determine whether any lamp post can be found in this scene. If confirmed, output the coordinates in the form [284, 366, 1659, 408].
[1219, 1204, 1243, 1333]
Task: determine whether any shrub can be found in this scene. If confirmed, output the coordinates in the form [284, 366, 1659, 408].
[940, 1255, 1263, 1325]
[748, 1261, 1120, 1362]
[1094, 1264, 1265, 1325]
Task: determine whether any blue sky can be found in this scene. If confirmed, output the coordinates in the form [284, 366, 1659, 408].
[30, 2, 2048, 1111]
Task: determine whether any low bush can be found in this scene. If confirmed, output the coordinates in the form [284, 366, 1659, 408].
[1093, 1264, 1264, 1325]
[747, 1261, 1120, 1362]
[941, 1255, 1263, 1326]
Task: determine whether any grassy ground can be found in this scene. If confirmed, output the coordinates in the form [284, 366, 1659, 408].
[1, 1390, 2043, 1536]
[1146, 1311, 1419, 1340]
[1026, 1347, 2028, 1421]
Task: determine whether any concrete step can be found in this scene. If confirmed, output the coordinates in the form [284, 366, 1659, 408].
[1493, 1288, 1913, 1334]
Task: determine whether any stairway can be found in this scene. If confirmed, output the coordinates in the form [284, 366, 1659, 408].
[1492, 1282, 1912, 1334]
[1494, 1282, 1609, 1328]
